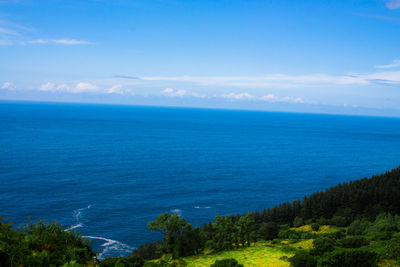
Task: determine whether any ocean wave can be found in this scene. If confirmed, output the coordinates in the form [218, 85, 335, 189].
[65, 205, 91, 232]
[73, 205, 91, 221]
[194, 206, 212, 209]
[170, 208, 182, 216]
[83, 236, 135, 260]
[64, 223, 83, 231]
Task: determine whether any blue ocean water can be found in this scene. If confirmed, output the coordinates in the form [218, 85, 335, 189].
[1, 101, 400, 258]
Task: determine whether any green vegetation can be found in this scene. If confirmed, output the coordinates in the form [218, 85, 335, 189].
[0, 219, 95, 266]
[1, 166, 400, 266]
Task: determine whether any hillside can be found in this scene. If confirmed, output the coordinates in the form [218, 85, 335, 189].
[1, 167, 400, 266]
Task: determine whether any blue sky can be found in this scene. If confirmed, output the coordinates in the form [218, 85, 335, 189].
[1, 0, 400, 116]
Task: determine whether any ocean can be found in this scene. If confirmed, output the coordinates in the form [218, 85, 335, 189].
[1, 101, 400, 258]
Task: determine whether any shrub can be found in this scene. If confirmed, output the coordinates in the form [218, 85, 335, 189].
[340, 236, 369, 248]
[293, 217, 304, 228]
[0, 219, 95, 266]
[382, 234, 400, 262]
[330, 216, 347, 227]
[313, 237, 336, 255]
[347, 219, 370, 235]
[317, 248, 378, 267]
[133, 241, 163, 260]
[288, 250, 317, 267]
[311, 223, 320, 231]
[210, 258, 244, 267]
[316, 217, 329, 225]
[258, 222, 279, 241]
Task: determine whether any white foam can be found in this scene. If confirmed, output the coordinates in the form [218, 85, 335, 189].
[73, 205, 91, 221]
[170, 209, 182, 216]
[83, 236, 134, 260]
[64, 223, 83, 231]
[65, 205, 91, 232]
[194, 206, 212, 209]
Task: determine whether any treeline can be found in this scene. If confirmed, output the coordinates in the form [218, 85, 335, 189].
[133, 166, 400, 260]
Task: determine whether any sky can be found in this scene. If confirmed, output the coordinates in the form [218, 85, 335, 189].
[1, 0, 400, 116]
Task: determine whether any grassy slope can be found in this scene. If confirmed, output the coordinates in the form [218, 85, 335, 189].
[178, 225, 399, 267]
[183, 242, 293, 267]
[181, 225, 335, 267]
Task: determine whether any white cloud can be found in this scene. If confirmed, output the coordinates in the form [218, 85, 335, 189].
[281, 96, 304, 103]
[140, 74, 370, 89]
[375, 59, 400, 69]
[107, 84, 124, 94]
[53, 39, 93, 45]
[386, 0, 400, 9]
[56, 84, 69, 91]
[72, 82, 98, 93]
[38, 82, 98, 93]
[29, 39, 48, 45]
[222, 92, 304, 103]
[29, 39, 93, 45]
[39, 82, 55, 91]
[0, 27, 18, 36]
[260, 94, 278, 101]
[136, 69, 400, 88]
[1, 82, 15, 90]
[222, 92, 255, 100]
[161, 87, 187, 97]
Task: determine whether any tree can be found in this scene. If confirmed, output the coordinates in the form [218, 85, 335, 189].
[237, 213, 255, 247]
[293, 216, 304, 228]
[258, 222, 279, 241]
[147, 213, 190, 258]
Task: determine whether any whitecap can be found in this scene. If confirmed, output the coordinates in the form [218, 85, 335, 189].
[170, 209, 182, 216]
[65, 205, 91, 232]
[83, 236, 135, 260]
[64, 223, 83, 232]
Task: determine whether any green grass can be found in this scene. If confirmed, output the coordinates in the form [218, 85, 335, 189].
[182, 241, 301, 267]
[289, 224, 339, 234]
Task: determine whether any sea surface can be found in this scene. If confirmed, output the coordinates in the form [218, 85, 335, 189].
[1, 101, 400, 258]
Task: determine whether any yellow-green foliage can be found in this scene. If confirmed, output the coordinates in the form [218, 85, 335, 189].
[183, 242, 294, 267]
[291, 225, 312, 232]
[290, 224, 339, 234]
[290, 239, 314, 249]
[378, 259, 400, 267]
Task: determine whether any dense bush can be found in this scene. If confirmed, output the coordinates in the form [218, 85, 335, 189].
[100, 255, 144, 267]
[0, 219, 95, 266]
[133, 241, 163, 260]
[347, 219, 371, 235]
[340, 236, 369, 248]
[311, 223, 320, 231]
[210, 258, 244, 267]
[258, 222, 279, 240]
[313, 237, 336, 255]
[293, 217, 304, 227]
[317, 248, 378, 267]
[288, 250, 317, 267]
[382, 233, 400, 262]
